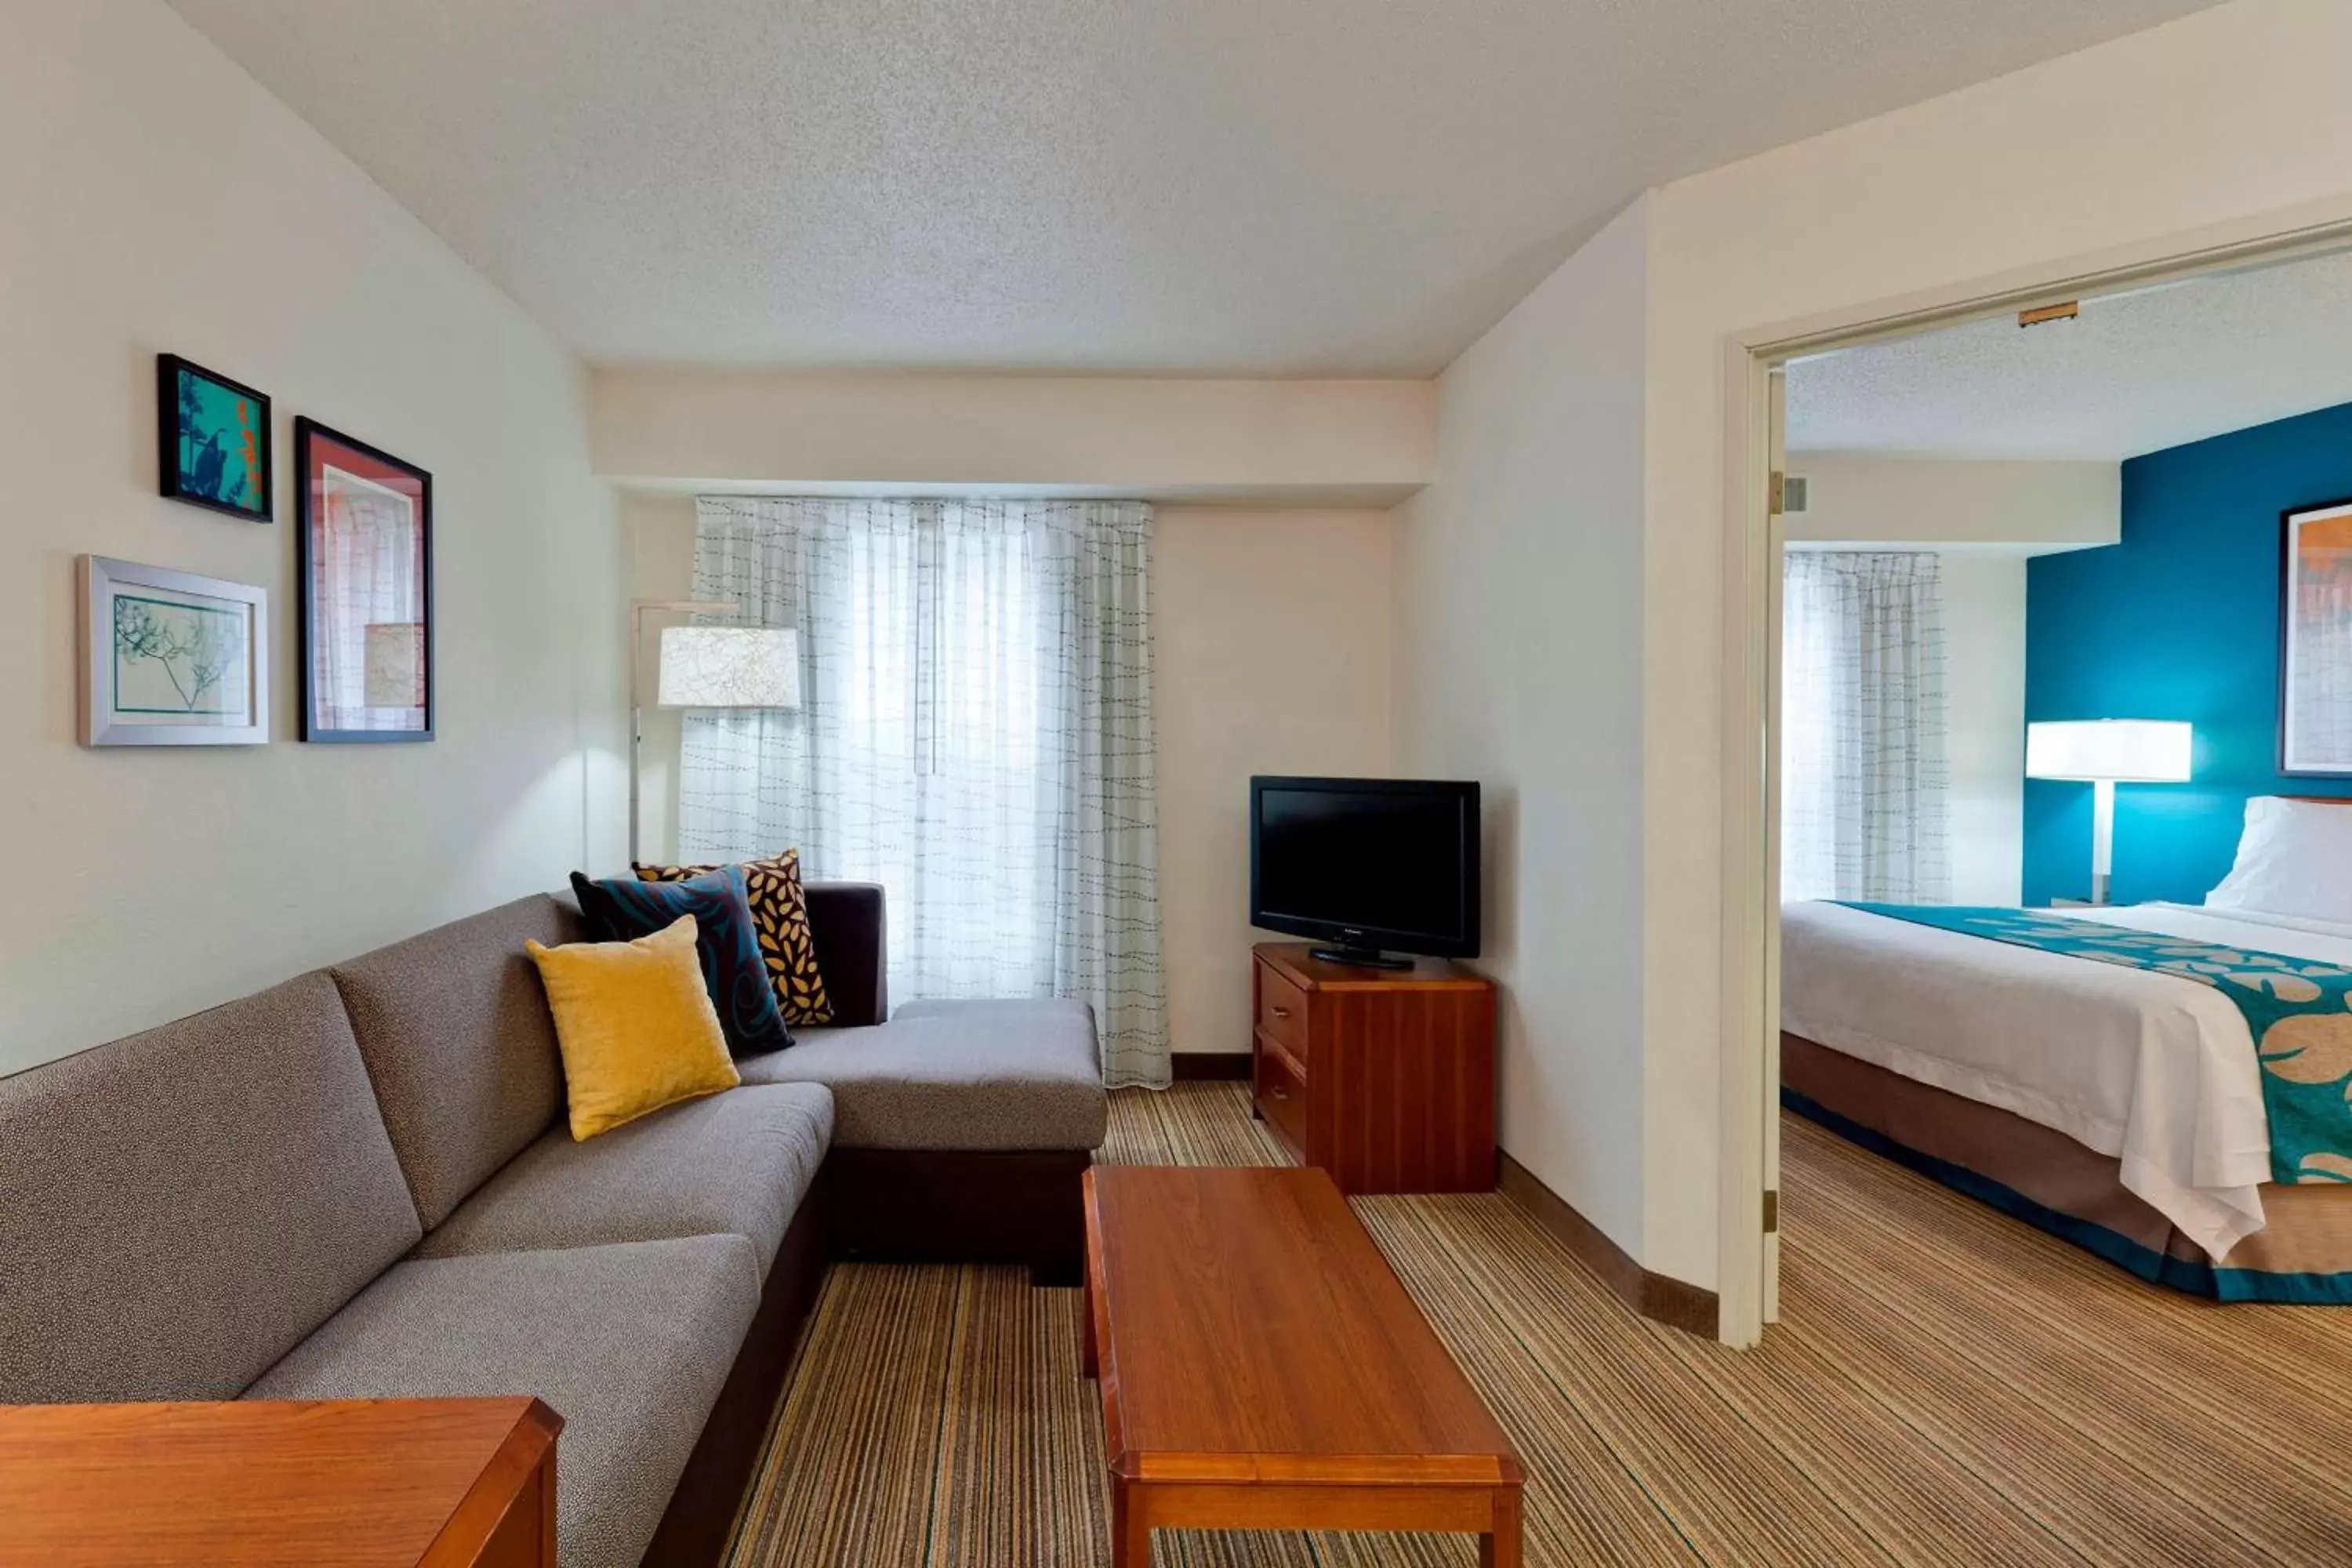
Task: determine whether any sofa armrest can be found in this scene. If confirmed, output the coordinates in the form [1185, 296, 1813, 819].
[804, 881, 887, 1026]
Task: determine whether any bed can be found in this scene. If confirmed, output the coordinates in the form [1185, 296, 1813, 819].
[1780, 795, 2352, 1302]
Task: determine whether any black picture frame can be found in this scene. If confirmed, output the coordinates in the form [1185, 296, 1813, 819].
[294, 416, 434, 743]
[2278, 495, 2352, 777]
[158, 354, 273, 521]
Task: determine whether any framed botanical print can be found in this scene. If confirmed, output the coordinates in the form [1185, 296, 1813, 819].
[295, 418, 434, 742]
[2280, 497, 2352, 775]
[158, 354, 272, 521]
[80, 556, 268, 746]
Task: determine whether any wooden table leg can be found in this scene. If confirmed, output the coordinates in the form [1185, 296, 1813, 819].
[1479, 1485, 1523, 1568]
[1110, 1478, 1151, 1567]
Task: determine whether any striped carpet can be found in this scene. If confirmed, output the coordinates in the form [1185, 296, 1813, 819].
[723, 1083, 2352, 1565]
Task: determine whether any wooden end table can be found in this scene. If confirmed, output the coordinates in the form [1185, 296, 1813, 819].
[0, 1396, 561, 1566]
[1083, 1165, 1523, 1566]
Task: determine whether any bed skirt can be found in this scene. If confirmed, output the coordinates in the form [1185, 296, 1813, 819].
[1782, 1032, 2352, 1304]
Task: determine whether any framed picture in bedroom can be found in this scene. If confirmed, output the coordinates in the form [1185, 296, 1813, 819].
[295, 417, 434, 743]
[2280, 496, 2352, 775]
[78, 555, 268, 746]
[158, 354, 271, 521]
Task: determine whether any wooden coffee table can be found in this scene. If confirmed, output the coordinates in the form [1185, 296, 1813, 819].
[1082, 1165, 1523, 1566]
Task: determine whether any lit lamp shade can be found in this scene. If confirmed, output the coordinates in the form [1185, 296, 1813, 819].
[2025, 720, 2191, 782]
[656, 626, 801, 709]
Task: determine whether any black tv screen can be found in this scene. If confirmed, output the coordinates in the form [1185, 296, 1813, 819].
[1249, 777, 1479, 960]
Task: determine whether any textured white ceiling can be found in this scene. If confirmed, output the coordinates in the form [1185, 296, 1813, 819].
[1788, 249, 2352, 460]
[165, 0, 2213, 374]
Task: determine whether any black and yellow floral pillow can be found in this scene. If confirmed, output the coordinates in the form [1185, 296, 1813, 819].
[633, 850, 833, 1027]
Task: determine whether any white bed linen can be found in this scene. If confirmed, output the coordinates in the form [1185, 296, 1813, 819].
[1780, 901, 2352, 1257]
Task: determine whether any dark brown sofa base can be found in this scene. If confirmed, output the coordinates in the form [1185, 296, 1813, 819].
[641, 1174, 829, 1568]
[641, 1149, 1091, 1565]
[824, 1146, 1091, 1287]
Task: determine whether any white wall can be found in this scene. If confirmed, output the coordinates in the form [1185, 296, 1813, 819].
[622, 499, 1396, 1055]
[1156, 509, 1396, 1055]
[1625, 0, 2352, 1292]
[1784, 455, 2118, 551]
[0, 2, 622, 1076]
[591, 369, 1436, 506]
[1392, 198, 1650, 1261]
[1937, 554, 2027, 905]
[1399, 0, 2352, 1298]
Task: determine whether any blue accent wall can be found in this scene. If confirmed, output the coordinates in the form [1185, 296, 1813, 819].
[2024, 401, 2352, 906]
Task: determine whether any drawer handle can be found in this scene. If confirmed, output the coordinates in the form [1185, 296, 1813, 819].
[1269, 1006, 1293, 1020]
[1269, 1084, 1287, 1100]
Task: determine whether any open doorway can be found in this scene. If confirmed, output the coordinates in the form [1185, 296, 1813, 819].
[1760, 241, 2352, 1334]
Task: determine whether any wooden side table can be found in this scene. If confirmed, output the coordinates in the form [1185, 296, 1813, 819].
[0, 1396, 561, 1566]
[1251, 942, 1498, 1193]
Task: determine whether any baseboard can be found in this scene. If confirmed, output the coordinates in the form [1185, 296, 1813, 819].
[1171, 1051, 1252, 1081]
[1495, 1150, 1719, 1338]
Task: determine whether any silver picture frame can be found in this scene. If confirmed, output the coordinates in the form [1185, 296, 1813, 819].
[79, 555, 269, 746]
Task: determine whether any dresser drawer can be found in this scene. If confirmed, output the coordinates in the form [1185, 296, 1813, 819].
[1254, 1034, 1308, 1159]
[1256, 962, 1310, 1067]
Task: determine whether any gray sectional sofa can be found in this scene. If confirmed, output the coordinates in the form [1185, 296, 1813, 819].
[0, 882, 1105, 1568]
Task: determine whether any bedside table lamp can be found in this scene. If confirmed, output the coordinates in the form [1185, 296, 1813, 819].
[2025, 719, 2191, 905]
[628, 600, 800, 862]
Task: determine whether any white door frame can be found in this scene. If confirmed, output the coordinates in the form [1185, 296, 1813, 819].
[1713, 194, 2352, 1348]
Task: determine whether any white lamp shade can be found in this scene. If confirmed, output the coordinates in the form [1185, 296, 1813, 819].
[656, 626, 801, 709]
[2025, 719, 2191, 782]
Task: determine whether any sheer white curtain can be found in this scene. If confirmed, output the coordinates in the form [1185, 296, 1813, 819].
[678, 496, 1171, 1088]
[1781, 550, 1950, 903]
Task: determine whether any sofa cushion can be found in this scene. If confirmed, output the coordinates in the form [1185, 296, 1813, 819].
[526, 915, 742, 1141]
[245, 1235, 760, 1568]
[571, 867, 793, 1058]
[738, 998, 1105, 1151]
[0, 972, 423, 1403]
[637, 850, 834, 1026]
[329, 892, 584, 1228]
[417, 1082, 833, 1266]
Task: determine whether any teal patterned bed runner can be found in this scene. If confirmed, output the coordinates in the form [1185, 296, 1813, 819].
[1838, 904, 2352, 1185]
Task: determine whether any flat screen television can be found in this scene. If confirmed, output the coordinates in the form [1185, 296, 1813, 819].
[1249, 775, 1480, 968]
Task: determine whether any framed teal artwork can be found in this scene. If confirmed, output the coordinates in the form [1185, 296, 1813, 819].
[158, 354, 272, 521]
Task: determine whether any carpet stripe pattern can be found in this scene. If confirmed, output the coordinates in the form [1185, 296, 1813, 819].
[723, 1083, 2352, 1566]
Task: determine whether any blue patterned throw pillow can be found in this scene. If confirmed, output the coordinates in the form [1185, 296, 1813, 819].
[568, 866, 793, 1057]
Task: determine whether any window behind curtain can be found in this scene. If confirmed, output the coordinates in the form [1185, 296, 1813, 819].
[1781, 550, 1950, 903]
[677, 496, 1171, 1087]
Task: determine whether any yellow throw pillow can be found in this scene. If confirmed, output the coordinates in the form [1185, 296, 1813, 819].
[525, 915, 741, 1141]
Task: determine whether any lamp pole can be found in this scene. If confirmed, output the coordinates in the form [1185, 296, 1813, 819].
[2091, 776, 2116, 906]
[627, 598, 737, 865]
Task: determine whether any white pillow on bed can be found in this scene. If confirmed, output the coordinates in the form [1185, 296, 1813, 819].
[2205, 795, 2352, 922]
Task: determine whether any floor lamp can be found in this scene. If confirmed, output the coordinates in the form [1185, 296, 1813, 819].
[628, 600, 801, 863]
[2024, 719, 2192, 904]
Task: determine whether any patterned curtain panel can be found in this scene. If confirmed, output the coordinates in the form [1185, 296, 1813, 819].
[1781, 550, 1951, 903]
[679, 496, 1171, 1088]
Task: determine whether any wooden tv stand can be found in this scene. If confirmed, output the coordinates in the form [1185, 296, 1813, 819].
[1250, 942, 1497, 1194]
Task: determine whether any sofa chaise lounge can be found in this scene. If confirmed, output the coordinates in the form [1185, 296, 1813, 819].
[0, 882, 1105, 1568]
